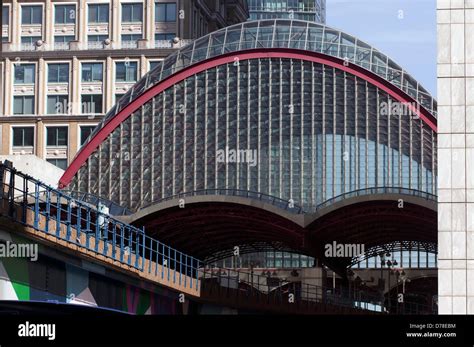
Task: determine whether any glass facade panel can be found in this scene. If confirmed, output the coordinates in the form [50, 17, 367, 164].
[14, 64, 35, 84]
[46, 127, 68, 146]
[116, 62, 138, 82]
[55, 5, 75, 24]
[13, 127, 34, 147]
[82, 63, 103, 82]
[13, 96, 34, 115]
[155, 3, 176, 22]
[88, 4, 109, 23]
[122, 3, 142, 23]
[22, 5, 42, 25]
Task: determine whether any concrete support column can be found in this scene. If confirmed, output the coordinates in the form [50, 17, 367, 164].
[11, 0, 19, 46]
[111, 0, 121, 48]
[78, 0, 87, 47]
[106, 56, 114, 112]
[4, 59, 12, 116]
[36, 120, 44, 158]
[1, 124, 10, 155]
[68, 121, 78, 164]
[72, 57, 81, 114]
[140, 55, 147, 77]
[437, 0, 474, 314]
[37, 58, 46, 115]
[44, 0, 53, 47]
[146, 0, 154, 47]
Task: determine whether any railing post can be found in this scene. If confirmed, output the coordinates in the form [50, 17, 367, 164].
[155, 240, 159, 276]
[8, 167, 15, 217]
[120, 225, 125, 263]
[148, 236, 152, 273]
[21, 174, 27, 223]
[167, 246, 170, 282]
[112, 220, 117, 260]
[196, 260, 200, 292]
[173, 249, 176, 283]
[76, 204, 82, 237]
[127, 226, 132, 266]
[95, 209, 100, 253]
[183, 254, 187, 287]
[45, 188, 51, 233]
[179, 252, 182, 285]
[34, 182, 39, 229]
[85, 207, 91, 249]
[190, 257, 195, 289]
[134, 228, 140, 269]
[141, 227, 145, 271]
[56, 192, 61, 237]
[162, 243, 165, 280]
[66, 197, 71, 241]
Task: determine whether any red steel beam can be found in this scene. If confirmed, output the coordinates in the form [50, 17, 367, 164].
[59, 48, 438, 188]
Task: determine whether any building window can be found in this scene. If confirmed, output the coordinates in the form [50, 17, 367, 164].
[88, 4, 109, 23]
[12, 127, 34, 147]
[80, 126, 96, 146]
[46, 158, 68, 170]
[149, 61, 160, 71]
[155, 33, 175, 41]
[115, 62, 137, 82]
[55, 5, 76, 24]
[21, 36, 41, 45]
[155, 3, 176, 22]
[115, 93, 125, 103]
[88, 35, 108, 42]
[3, 6, 9, 25]
[48, 64, 69, 83]
[81, 95, 103, 114]
[46, 127, 68, 146]
[13, 96, 35, 115]
[14, 64, 35, 84]
[47, 95, 68, 114]
[81, 63, 103, 82]
[122, 3, 143, 23]
[121, 34, 142, 42]
[54, 35, 75, 43]
[21, 6, 42, 25]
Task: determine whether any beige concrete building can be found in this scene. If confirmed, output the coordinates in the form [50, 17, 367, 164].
[0, 0, 248, 169]
[437, 0, 474, 314]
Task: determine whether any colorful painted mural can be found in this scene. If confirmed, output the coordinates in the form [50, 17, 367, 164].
[0, 231, 181, 315]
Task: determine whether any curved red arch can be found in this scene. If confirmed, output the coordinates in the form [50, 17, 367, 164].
[59, 48, 438, 188]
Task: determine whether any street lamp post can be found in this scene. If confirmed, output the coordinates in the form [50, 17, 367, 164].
[379, 251, 398, 313]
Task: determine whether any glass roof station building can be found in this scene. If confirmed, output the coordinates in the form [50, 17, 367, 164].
[59, 20, 438, 271]
[248, 0, 326, 23]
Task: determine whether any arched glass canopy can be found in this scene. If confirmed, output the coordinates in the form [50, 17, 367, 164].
[83, 19, 437, 148]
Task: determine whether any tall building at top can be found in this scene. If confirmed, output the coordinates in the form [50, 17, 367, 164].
[0, 0, 248, 170]
[248, 0, 326, 23]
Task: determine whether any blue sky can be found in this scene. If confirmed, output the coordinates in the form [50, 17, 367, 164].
[326, 0, 437, 96]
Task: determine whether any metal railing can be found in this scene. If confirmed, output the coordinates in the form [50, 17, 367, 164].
[200, 267, 382, 312]
[139, 187, 436, 216]
[0, 163, 200, 291]
[313, 187, 437, 211]
[200, 267, 436, 314]
[61, 190, 132, 216]
[141, 188, 306, 214]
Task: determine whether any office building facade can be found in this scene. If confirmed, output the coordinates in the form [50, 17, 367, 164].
[0, 0, 248, 169]
[437, 0, 474, 314]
